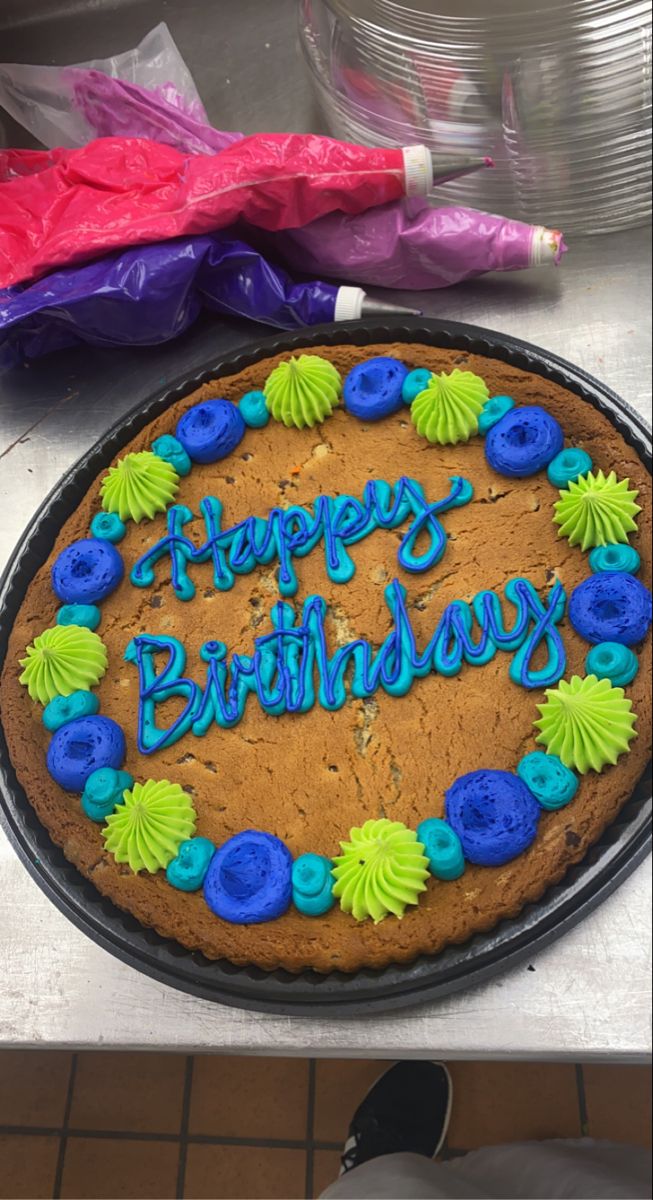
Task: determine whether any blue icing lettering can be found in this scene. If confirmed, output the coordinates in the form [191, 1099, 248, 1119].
[127, 577, 567, 754]
[129, 476, 472, 601]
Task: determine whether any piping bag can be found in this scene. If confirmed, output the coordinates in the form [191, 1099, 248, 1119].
[0, 234, 419, 370]
[0, 135, 481, 288]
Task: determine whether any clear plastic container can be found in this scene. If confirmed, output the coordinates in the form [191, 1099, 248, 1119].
[299, 0, 652, 232]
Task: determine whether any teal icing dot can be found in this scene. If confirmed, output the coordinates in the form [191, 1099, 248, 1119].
[478, 394, 515, 435]
[239, 390, 270, 429]
[517, 751, 579, 811]
[401, 368, 433, 405]
[152, 434, 192, 477]
[56, 604, 101, 631]
[166, 837, 216, 891]
[546, 447, 593, 489]
[586, 641, 639, 687]
[90, 512, 127, 543]
[42, 690, 100, 733]
[81, 766, 134, 822]
[291, 852, 335, 915]
[416, 818, 465, 881]
[589, 544, 641, 575]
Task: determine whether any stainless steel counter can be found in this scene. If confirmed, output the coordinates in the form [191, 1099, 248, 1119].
[0, 0, 651, 1056]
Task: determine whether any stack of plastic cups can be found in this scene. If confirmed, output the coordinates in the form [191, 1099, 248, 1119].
[299, 0, 652, 233]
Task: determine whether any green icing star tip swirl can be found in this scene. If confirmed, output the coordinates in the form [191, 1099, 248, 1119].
[102, 779, 196, 873]
[19, 624, 108, 705]
[411, 368, 489, 445]
[264, 355, 342, 429]
[332, 818, 430, 922]
[553, 469, 640, 551]
[534, 674, 637, 774]
[100, 450, 179, 523]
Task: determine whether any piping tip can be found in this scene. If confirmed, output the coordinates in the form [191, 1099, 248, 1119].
[430, 152, 494, 186]
[361, 296, 422, 317]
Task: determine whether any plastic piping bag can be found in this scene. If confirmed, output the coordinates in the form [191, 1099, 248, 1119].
[0, 233, 365, 370]
[0, 135, 432, 288]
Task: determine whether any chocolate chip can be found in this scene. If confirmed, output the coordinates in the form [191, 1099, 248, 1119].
[565, 830, 581, 847]
[149, 595, 163, 608]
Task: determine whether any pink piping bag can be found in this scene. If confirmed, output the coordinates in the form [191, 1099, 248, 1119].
[0, 136, 435, 289]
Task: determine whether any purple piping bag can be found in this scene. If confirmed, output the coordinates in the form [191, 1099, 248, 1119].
[260, 200, 566, 291]
[0, 234, 344, 370]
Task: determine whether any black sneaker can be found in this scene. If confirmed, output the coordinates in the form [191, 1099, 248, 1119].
[340, 1060, 453, 1175]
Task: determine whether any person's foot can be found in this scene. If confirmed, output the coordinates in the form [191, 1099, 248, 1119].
[339, 1061, 453, 1175]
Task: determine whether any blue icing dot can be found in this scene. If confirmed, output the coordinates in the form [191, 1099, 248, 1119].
[81, 766, 134, 822]
[401, 368, 432, 405]
[151, 433, 192, 477]
[176, 399, 245, 464]
[547, 447, 593, 488]
[343, 356, 408, 421]
[589, 544, 641, 575]
[167, 837, 216, 892]
[569, 573, 652, 646]
[478, 394, 515, 435]
[485, 406, 564, 478]
[56, 604, 101, 631]
[51, 538, 124, 604]
[203, 831, 292, 924]
[239, 390, 270, 429]
[42, 690, 100, 733]
[416, 818, 465, 881]
[46, 715, 126, 792]
[586, 642, 639, 687]
[90, 512, 126, 543]
[445, 769, 540, 867]
[291, 853, 334, 915]
[517, 751, 579, 811]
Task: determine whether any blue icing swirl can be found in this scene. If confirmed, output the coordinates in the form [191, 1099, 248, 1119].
[547, 447, 593, 488]
[585, 642, 639, 687]
[239, 390, 270, 428]
[56, 604, 101, 631]
[46, 715, 126, 791]
[402, 368, 432, 405]
[589, 544, 641, 575]
[485, 406, 564, 478]
[42, 689, 100, 733]
[176, 399, 245, 464]
[292, 853, 335, 915]
[81, 767, 134, 822]
[51, 538, 124, 604]
[416, 818, 465, 880]
[166, 837, 216, 891]
[203, 831, 292, 923]
[569, 572, 652, 646]
[478, 395, 515, 435]
[127, 576, 566, 755]
[445, 769, 540, 866]
[90, 512, 126, 543]
[152, 434, 192, 477]
[343, 357, 408, 421]
[517, 751, 578, 810]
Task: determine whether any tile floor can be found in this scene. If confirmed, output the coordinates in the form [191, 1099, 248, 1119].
[0, 1052, 650, 1199]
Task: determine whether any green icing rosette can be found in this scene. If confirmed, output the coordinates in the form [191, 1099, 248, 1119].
[553, 469, 640, 551]
[100, 451, 179, 523]
[264, 355, 342, 429]
[332, 818, 430, 923]
[411, 368, 489, 445]
[102, 779, 196, 873]
[19, 624, 108, 705]
[534, 674, 637, 774]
